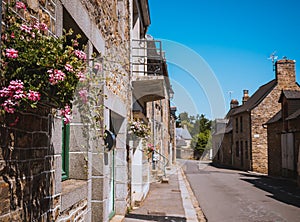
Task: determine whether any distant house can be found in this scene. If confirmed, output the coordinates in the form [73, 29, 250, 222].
[213, 59, 300, 174]
[176, 125, 193, 159]
[266, 90, 300, 185]
[212, 118, 231, 165]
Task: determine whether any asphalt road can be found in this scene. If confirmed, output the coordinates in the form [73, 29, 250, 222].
[179, 159, 300, 222]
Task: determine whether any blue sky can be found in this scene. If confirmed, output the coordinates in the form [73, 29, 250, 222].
[148, 0, 300, 119]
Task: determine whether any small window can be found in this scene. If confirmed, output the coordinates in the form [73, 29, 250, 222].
[235, 118, 238, 133]
[240, 116, 243, 133]
[62, 122, 70, 181]
[236, 141, 239, 157]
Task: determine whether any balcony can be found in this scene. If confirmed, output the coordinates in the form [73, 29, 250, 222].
[131, 39, 167, 104]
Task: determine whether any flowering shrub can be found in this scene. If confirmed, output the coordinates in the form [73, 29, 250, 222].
[146, 143, 155, 154]
[128, 119, 150, 139]
[0, 1, 87, 123]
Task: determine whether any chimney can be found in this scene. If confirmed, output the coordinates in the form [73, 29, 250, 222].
[230, 99, 239, 109]
[275, 58, 296, 89]
[242, 90, 249, 104]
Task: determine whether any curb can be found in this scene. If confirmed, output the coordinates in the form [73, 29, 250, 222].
[178, 167, 207, 222]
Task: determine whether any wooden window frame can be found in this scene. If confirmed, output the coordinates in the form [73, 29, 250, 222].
[62, 122, 70, 181]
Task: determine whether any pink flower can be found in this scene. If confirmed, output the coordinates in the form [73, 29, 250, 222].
[0, 87, 11, 97]
[72, 40, 79, 47]
[48, 69, 66, 85]
[8, 80, 24, 91]
[33, 22, 48, 31]
[11, 32, 15, 39]
[2, 34, 7, 41]
[5, 48, 18, 58]
[61, 105, 72, 124]
[78, 89, 88, 104]
[74, 50, 86, 60]
[16, 1, 26, 10]
[93, 63, 102, 73]
[2, 99, 16, 113]
[20, 24, 32, 33]
[76, 71, 86, 81]
[13, 89, 26, 99]
[27, 90, 40, 101]
[65, 63, 73, 72]
[39, 23, 48, 31]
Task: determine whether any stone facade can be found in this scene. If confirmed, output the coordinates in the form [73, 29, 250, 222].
[250, 60, 299, 173]
[213, 59, 299, 174]
[213, 131, 233, 167]
[1, 1, 176, 221]
[267, 90, 300, 183]
[0, 107, 59, 221]
[1, 0, 131, 221]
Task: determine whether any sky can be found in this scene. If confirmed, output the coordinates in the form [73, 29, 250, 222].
[147, 0, 300, 119]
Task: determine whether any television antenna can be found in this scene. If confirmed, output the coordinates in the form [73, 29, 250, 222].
[268, 51, 278, 72]
[228, 91, 233, 100]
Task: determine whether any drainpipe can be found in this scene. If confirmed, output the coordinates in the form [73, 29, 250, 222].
[249, 113, 253, 171]
[152, 101, 155, 170]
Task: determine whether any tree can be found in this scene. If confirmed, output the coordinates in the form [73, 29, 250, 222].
[177, 112, 212, 159]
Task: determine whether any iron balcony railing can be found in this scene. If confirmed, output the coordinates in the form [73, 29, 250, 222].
[131, 39, 165, 76]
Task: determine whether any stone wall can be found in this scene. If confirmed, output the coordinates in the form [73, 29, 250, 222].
[2, 0, 57, 33]
[267, 121, 282, 177]
[79, 0, 130, 102]
[232, 112, 251, 170]
[267, 115, 300, 180]
[251, 88, 282, 174]
[251, 79, 299, 173]
[0, 107, 59, 221]
[1, 0, 132, 221]
[213, 132, 233, 167]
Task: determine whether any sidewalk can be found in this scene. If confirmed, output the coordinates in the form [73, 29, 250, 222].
[123, 164, 206, 222]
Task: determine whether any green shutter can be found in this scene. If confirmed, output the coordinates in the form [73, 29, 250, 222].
[62, 122, 70, 181]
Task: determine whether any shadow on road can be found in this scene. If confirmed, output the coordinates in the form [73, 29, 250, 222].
[239, 173, 300, 208]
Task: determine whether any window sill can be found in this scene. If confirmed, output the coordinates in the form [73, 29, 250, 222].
[61, 179, 88, 211]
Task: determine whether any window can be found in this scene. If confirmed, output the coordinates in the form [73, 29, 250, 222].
[62, 122, 70, 181]
[235, 118, 238, 133]
[245, 141, 248, 159]
[240, 116, 243, 133]
[236, 141, 239, 157]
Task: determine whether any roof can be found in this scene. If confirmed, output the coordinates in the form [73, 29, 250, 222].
[213, 119, 228, 136]
[176, 139, 187, 147]
[225, 120, 233, 133]
[286, 109, 300, 120]
[225, 106, 239, 119]
[176, 127, 192, 140]
[233, 80, 277, 115]
[279, 90, 300, 102]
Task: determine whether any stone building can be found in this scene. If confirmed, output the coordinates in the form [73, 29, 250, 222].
[130, 7, 174, 203]
[266, 90, 300, 185]
[213, 59, 299, 174]
[212, 118, 230, 165]
[0, 0, 158, 221]
[176, 125, 193, 159]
